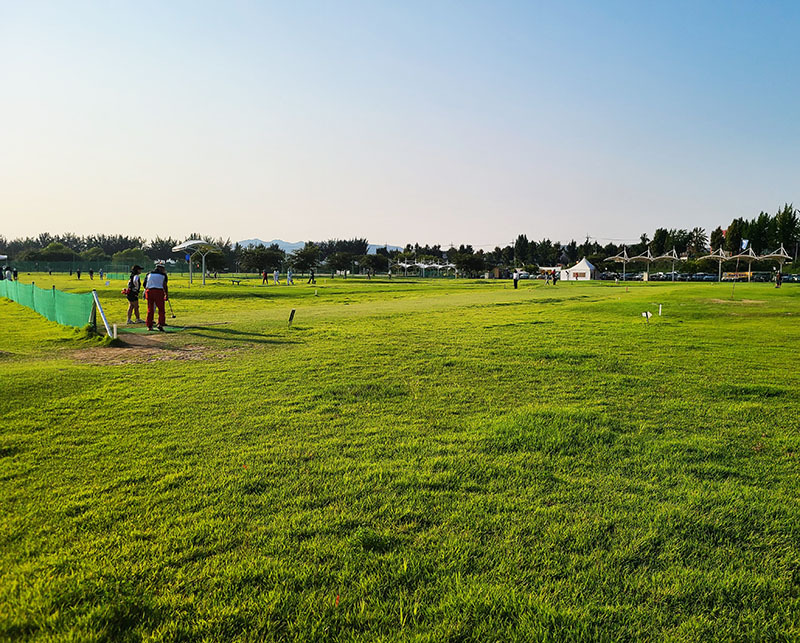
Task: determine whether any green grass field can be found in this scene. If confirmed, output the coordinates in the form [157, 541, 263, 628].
[2, 275, 799, 642]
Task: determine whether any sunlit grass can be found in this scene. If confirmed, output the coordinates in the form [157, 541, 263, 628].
[1, 277, 799, 641]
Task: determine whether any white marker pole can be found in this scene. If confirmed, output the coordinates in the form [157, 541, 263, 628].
[91, 290, 113, 336]
[659, 304, 662, 316]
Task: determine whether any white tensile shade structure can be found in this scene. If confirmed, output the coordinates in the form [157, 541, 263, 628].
[172, 240, 221, 285]
[391, 260, 457, 277]
[655, 248, 682, 281]
[395, 261, 413, 276]
[630, 248, 656, 280]
[561, 257, 598, 281]
[762, 244, 792, 269]
[729, 247, 760, 281]
[699, 247, 729, 282]
[416, 262, 432, 277]
[0, 255, 7, 262]
[610, 247, 630, 280]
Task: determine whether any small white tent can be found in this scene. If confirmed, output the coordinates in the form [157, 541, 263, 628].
[561, 257, 598, 281]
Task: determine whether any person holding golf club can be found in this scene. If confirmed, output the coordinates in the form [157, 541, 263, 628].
[144, 263, 169, 332]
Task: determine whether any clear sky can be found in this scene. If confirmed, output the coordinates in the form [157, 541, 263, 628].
[2, 1, 798, 247]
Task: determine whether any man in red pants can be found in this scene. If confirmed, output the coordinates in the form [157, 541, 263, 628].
[144, 264, 169, 331]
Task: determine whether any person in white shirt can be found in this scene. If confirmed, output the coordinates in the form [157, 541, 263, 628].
[287, 268, 294, 285]
[273, 269, 279, 285]
[144, 264, 169, 331]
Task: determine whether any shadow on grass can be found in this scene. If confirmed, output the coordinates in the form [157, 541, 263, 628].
[186, 327, 300, 345]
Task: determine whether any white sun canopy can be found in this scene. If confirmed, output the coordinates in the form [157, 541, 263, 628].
[172, 240, 221, 285]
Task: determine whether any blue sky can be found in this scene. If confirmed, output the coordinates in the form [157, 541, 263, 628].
[2, 1, 798, 246]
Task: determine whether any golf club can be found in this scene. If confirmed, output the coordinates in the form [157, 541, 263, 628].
[167, 299, 176, 318]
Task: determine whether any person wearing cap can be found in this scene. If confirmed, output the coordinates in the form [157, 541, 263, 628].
[125, 265, 144, 324]
[144, 264, 169, 331]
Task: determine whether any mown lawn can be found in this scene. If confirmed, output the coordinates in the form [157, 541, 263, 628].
[1, 275, 799, 642]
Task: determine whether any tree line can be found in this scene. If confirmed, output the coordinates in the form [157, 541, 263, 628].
[2, 203, 797, 275]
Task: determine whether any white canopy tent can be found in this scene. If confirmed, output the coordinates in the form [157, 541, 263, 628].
[561, 257, 599, 281]
[0, 255, 7, 262]
[172, 240, 221, 285]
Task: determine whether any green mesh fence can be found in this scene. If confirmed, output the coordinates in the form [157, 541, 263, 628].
[0, 280, 95, 328]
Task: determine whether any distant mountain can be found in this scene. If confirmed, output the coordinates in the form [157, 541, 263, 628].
[238, 239, 402, 255]
[367, 243, 403, 255]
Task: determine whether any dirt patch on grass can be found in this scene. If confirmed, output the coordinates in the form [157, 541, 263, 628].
[71, 334, 237, 365]
[708, 298, 765, 305]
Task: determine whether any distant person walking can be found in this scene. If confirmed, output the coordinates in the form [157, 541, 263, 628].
[287, 268, 294, 285]
[3, 266, 11, 281]
[144, 264, 169, 331]
[273, 269, 279, 285]
[776, 270, 783, 288]
[12, 268, 18, 281]
[308, 268, 316, 284]
[76, 269, 81, 279]
[125, 265, 143, 324]
[552, 270, 558, 285]
[88, 269, 94, 280]
[513, 271, 519, 289]
[99, 269, 104, 279]
[262, 269, 268, 284]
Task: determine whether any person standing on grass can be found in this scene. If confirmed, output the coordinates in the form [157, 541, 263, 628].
[125, 265, 144, 324]
[89, 269, 94, 280]
[776, 270, 783, 288]
[262, 269, 268, 284]
[273, 269, 279, 285]
[287, 268, 294, 285]
[144, 264, 169, 331]
[76, 268, 81, 279]
[513, 270, 519, 289]
[308, 267, 316, 284]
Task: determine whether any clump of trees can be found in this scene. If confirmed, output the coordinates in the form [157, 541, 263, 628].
[1, 203, 797, 274]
